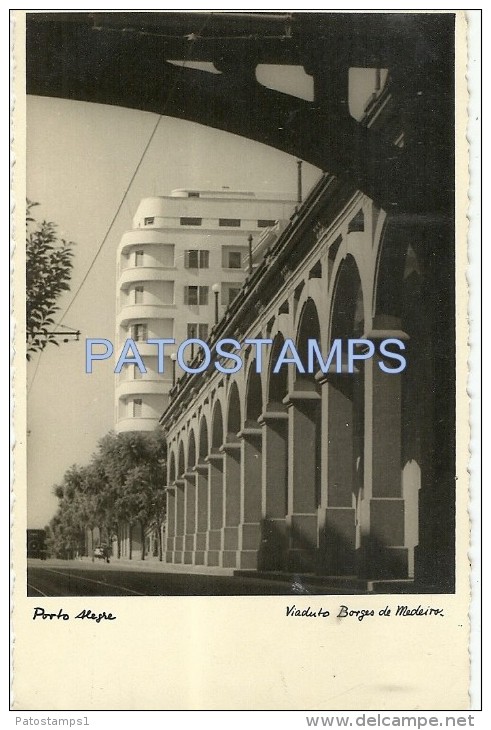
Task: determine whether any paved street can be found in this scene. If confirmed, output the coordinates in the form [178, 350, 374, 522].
[27, 559, 346, 596]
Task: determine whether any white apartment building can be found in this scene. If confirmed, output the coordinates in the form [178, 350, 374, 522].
[115, 189, 296, 432]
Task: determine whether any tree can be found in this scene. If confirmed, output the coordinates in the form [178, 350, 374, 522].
[123, 462, 167, 560]
[48, 465, 94, 558]
[97, 430, 167, 560]
[49, 429, 167, 561]
[26, 200, 75, 360]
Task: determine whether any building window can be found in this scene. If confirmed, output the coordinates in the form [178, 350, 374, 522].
[132, 398, 143, 417]
[130, 323, 148, 341]
[144, 217, 154, 226]
[257, 219, 276, 228]
[188, 192, 200, 198]
[134, 250, 144, 267]
[180, 217, 202, 226]
[184, 286, 209, 306]
[227, 251, 242, 269]
[187, 323, 209, 341]
[134, 285, 144, 304]
[219, 218, 241, 227]
[185, 250, 209, 269]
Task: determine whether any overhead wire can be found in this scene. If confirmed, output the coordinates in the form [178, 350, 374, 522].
[27, 114, 162, 396]
[27, 16, 210, 394]
[56, 12, 211, 327]
[57, 112, 163, 327]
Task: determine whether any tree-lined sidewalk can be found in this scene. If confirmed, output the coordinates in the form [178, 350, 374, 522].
[46, 429, 167, 561]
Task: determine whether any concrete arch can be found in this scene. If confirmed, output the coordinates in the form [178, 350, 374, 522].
[226, 381, 242, 440]
[25, 12, 447, 212]
[267, 314, 290, 352]
[266, 331, 288, 411]
[188, 430, 197, 470]
[295, 296, 322, 390]
[275, 311, 292, 341]
[168, 450, 176, 484]
[198, 416, 209, 463]
[345, 213, 374, 289]
[226, 364, 247, 416]
[245, 361, 263, 426]
[211, 400, 224, 451]
[329, 240, 372, 335]
[329, 254, 365, 342]
[294, 280, 326, 351]
[177, 441, 186, 478]
[373, 220, 412, 325]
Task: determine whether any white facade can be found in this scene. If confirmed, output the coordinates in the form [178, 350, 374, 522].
[115, 189, 296, 432]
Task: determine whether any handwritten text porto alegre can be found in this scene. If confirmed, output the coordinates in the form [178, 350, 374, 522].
[32, 607, 116, 623]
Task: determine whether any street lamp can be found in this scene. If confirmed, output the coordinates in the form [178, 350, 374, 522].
[212, 283, 220, 324]
[170, 352, 177, 386]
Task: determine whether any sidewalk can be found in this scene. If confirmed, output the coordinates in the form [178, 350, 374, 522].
[78, 555, 236, 576]
[66, 557, 428, 593]
[77, 556, 364, 592]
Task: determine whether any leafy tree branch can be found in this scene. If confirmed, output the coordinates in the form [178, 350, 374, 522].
[26, 200, 75, 360]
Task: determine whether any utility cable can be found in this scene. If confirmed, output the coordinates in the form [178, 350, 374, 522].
[27, 16, 210, 394]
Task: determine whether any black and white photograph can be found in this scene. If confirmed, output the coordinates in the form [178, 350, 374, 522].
[12, 8, 474, 711]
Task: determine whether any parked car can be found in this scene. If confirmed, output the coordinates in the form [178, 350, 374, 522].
[93, 545, 110, 563]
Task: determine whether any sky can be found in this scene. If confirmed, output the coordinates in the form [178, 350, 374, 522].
[24, 67, 330, 528]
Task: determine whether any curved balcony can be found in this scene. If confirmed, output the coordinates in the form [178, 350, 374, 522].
[116, 379, 172, 398]
[118, 229, 175, 256]
[117, 303, 175, 328]
[115, 341, 176, 358]
[118, 267, 177, 289]
[116, 417, 160, 433]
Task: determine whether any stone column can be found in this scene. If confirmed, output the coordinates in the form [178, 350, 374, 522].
[317, 371, 357, 575]
[220, 442, 241, 568]
[165, 486, 176, 562]
[237, 427, 262, 570]
[285, 391, 321, 571]
[174, 480, 185, 564]
[183, 472, 196, 564]
[193, 463, 209, 565]
[205, 453, 224, 566]
[361, 330, 410, 579]
[259, 410, 289, 570]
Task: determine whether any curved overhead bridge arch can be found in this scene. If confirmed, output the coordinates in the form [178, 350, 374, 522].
[26, 12, 454, 213]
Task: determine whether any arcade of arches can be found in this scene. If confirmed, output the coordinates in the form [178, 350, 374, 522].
[162, 178, 455, 591]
